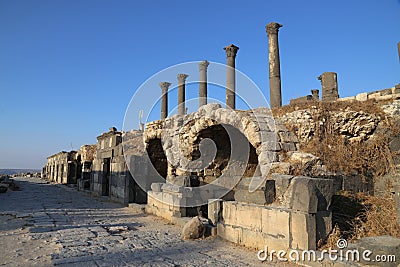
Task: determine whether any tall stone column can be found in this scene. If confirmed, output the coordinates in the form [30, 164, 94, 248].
[266, 22, 283, 108]
[198, 60, 210, 108]
[159, 82, 171, 119]
[177, 74, 189, 115]
[224, 44, 239, 109]
[318, 72, 339, 101]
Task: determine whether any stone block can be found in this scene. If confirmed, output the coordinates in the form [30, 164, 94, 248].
[368, 92, 381, 99]
[258, 151, 279, 164]
[151, 182, 164, 192]
[316, 210, 332, 243]
[291, 212, 316, 250]
[235, 203, 262, 231]
[261, 208, 290, 250]
[161, 183, 181, 193]
[221, 201, 237, 225]
[234, 189, 266, 205]
[208, 199, 222, 225]
[265, 141, 281, 151]
[162, 191, 184, 207]
[356, 92, 368, 101]
[284, 177, 334, 213]
[241, 228, 265, 250]
[217, 223, 242, 244]
[376, 94, 393, 101]
[337, 96, 356, 101]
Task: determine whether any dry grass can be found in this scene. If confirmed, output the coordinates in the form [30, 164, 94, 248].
[272, 99, 385, 118]
[274, 100, 400, 248]
[320, 192, 400, 249]
[351, 194, 400, 239]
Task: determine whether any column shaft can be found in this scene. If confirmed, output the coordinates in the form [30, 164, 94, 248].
[266, 22, 283, 108]
[177, 74, 189, 115]
[159, 82, 171, 119]
[199, 60, 209, 108]
[224, 44, 239, 109]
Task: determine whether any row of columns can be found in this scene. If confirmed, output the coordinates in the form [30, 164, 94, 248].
[159, 60, 210, 119]
[159, 21, 284, 119]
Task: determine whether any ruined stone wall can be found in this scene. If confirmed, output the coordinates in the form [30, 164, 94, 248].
[45, 151, 76, 184]
[91, 128, 147, 205]
[337, 84, 400, 102]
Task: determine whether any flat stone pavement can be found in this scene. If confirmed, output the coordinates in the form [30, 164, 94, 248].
[0, 177, 277, 267]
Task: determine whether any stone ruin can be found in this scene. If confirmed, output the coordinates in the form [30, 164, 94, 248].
[42, 22, 400, 253]
[143, 103, 334, 251]
[45, 144, 96, 185]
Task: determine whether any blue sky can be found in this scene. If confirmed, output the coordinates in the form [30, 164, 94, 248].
[0, 0, 399, 169]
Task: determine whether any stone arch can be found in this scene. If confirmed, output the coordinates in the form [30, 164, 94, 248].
[178, 105, 277, 177]
[191, 123, 259, 185]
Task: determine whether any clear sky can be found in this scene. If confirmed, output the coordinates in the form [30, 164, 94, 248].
[0, 0, 399, 169]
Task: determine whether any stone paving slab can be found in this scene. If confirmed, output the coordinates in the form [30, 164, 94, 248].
[0, 177, 277, 266]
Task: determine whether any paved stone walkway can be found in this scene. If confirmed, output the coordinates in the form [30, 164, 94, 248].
[0, 177, 275, 266]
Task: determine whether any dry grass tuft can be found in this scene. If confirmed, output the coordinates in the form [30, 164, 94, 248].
[351, 194, 400, 239]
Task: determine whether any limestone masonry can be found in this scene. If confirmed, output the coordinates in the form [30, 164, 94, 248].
[43, 22, 400, 255]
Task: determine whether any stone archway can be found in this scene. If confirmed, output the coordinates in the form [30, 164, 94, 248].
[192, 124, 259, 186]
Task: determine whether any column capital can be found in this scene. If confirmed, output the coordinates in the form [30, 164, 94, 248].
[198, 60, 210, 71]
[266, 22, 283, 35]
[177, 74, 189, 83]
[224, 44, 239, 58]
[159, 82, 171, 91]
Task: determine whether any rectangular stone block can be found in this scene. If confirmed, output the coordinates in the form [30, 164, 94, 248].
[376, 94, 393, 101]
[261, 208, 290, 250]
[291, 212, 316, 250]
[316, 210, 332, 243]
[356, 92, 368, 101]
[235, 203, 262, 231]
[265, 141, 282, 151]
[222, 201, 237, 225]
[234, 189, 266, 205]
[241, 228, 265, 250]
[284, 176, 334, 213]
[151, 182, 164, 192]
[208, 199, 222, 225]
[337, 96, 356, 101]
[217, 223, 242, 244]
[368, 92, 381, 99]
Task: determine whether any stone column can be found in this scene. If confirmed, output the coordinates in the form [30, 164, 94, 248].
[198, 60, 210, 108]
[224, 44, 239, 109]
[159, 82, 171, 119]
[266, 22, 283, 108]
[318, 72, 339, 101]
[397, 42, 400, 61]
[177, 74, 189, 115]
